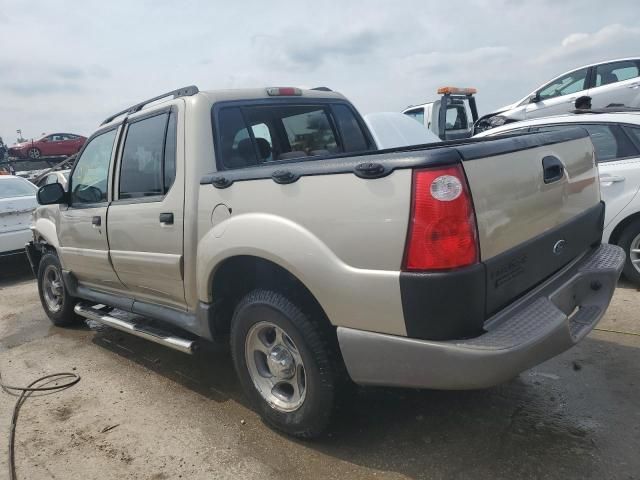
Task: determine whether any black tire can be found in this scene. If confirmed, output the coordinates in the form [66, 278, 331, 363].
[37, 252, 82, 327]
[617, 219, 640, 285]
[230, 289, 337, 438]
[28, 147, 41, 159]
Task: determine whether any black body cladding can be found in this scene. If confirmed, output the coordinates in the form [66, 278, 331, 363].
[400, 202, 605, 341]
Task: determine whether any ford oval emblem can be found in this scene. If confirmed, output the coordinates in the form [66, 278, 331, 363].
[553, 239, 567, 255]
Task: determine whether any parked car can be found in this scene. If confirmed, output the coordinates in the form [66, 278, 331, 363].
[475, 58, 640, 133]
[28, 85, 623, 438]
[9, 133, 86, 160]
[0, 175, 38, 257]
[475, 110, 640, 284]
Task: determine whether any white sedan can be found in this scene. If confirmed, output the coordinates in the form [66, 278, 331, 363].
[0, 175, 38, 257]
[477, 58, 640, 131]
[474, 111, 640, 284]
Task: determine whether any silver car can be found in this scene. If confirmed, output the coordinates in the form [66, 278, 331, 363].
[478, 58, 640, 130]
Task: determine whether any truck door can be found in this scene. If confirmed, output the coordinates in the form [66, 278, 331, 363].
[58, 126, 124, 290]
[106, 107, 186, 309]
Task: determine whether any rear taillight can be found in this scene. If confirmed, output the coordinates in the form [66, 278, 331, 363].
[403, 164, 479, 271]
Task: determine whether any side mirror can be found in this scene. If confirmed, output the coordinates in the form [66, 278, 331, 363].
[529, 93, 540, 104]
[37, 183, 67, 205]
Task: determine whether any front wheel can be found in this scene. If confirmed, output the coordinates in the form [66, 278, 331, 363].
[37, 252, 83, 327]
[230, 289, 337, 438]
[617, 219, 640, 285]
[28, 147, 41, 159]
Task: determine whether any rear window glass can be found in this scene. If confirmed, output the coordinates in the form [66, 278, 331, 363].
[332, 104, 369, 152]
[215, 103, 370, 170]
[0, 178, 36, 199]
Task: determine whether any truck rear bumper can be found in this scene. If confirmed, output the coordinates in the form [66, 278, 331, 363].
[337, 243, 624, 390]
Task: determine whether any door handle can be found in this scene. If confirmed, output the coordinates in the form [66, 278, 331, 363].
[91, 216, 101, 227]
[542, 155, 564, 184]
[600, 175, 625, 184]
[627, 83, 640, 89]
[159, 212, 174, 225]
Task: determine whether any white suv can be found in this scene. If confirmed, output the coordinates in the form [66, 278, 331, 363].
[479, 58, 640, 127]
[475, 111, 640, 284]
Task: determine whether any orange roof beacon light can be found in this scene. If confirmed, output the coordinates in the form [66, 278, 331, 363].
[437, 86, 478, 96]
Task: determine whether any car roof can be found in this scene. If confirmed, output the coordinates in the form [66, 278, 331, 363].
[476, 112, 640, 137]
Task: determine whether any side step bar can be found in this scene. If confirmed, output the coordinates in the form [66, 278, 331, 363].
[74, 303, 197, 355]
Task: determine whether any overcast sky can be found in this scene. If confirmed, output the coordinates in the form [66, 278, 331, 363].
[1, 0, 639, 143]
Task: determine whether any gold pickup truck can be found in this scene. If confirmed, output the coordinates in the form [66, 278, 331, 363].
[27, 85, 624, 438]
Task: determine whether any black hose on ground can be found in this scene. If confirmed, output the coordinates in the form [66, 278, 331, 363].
[0, 369, 80, 480]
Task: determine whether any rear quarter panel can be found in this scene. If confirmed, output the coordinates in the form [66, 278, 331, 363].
[196, 171, 413, 335]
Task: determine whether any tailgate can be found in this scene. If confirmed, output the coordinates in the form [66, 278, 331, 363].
[458, 128, 602, 315]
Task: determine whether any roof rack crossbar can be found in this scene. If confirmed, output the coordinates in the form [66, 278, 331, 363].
[101, 85, 199, 126]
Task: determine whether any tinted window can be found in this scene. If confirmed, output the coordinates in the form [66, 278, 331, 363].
[281, 107, 338, 156]
[218, 107, 256, 169]
[332, 104, 369, 152]
[164, 112, 177, 191]
[251, 123, 273, 162]
[0, 177, 36, 199]
[71, 129, 116, 204]
[623, 126, 640, 147]
[535, 124, 637, 162]
[216, 103, 370, 169]
[539, 68, 589, 100]
[404, 108, 425, 125]
[119, 114, 167, 199]
[596, 61, 639, 87]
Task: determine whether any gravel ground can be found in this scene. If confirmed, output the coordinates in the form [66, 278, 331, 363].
[1, 254, 639, 480]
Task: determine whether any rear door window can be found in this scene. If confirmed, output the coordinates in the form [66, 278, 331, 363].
[215, 103, 371, 170]
[118, 112, 176, 199]
[595, 61, 640, 86]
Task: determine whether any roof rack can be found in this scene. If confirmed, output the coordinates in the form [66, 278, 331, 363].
[571, 106, 640, 115]
[101, 85, 199, 126]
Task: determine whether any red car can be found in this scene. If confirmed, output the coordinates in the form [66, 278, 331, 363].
[9, 133, 86, 159]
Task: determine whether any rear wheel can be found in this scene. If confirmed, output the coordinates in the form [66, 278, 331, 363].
[37, 252, 82, 327]
[230, 289, 337, 438]
[617, 219, 640, 285]
[28, 147, 41, 159]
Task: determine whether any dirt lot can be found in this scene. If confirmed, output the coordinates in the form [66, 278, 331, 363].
[1, 255, 639, 480]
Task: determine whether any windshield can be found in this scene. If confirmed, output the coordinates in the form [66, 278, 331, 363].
[0, 177, 37, 199]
